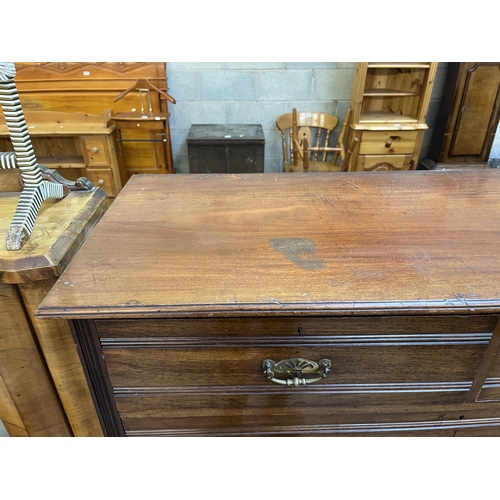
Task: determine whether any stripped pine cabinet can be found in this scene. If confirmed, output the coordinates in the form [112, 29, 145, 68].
[347, 62, 438, 172]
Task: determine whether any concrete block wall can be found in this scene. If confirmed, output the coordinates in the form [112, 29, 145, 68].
[167, 62, 449, 173]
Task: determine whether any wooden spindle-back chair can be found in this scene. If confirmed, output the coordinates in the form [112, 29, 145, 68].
[276, 108, 358, 172]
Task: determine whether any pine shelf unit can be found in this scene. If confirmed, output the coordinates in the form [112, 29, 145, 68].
[347, 62, 438, 171]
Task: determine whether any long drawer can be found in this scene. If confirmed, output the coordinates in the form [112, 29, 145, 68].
[93, 315, 500, 435]
[96, 315, 499, 338]
[103, 343, 486, 388]
[359, 130, 417, 155]
[117, 400, 500, 436]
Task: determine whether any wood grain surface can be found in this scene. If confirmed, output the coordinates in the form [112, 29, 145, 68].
[19, 280, 103, 436]
[0, 188, 107, 284]
[38, 170, 500, 318]
[1, 187, 108, 436]
[102, 343, 485, 388]
[0, 282, 71, 436]
[118, 400, 500, 436]
[39, 171, 500, 437]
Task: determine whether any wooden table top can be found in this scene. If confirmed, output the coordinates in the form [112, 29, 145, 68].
[0, 188, 107, 284]
[37, 170, 500, 318]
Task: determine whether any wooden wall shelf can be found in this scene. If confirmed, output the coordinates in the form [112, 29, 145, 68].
[358, 112, 420, 124]
[363, 89, 420, 97]
[367, 63, 431, 69]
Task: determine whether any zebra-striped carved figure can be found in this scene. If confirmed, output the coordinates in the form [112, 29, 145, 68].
[0, 62, 93, 250]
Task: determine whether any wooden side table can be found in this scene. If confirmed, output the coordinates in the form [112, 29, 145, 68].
[0, 186, 107, 436]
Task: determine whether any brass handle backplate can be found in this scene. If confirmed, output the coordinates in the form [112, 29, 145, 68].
[262, 357, 331, 387]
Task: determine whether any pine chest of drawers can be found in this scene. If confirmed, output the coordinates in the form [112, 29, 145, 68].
[38, 170, 500, 436]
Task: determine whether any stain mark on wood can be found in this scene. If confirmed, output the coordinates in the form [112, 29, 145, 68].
[269, 238, 324, 270]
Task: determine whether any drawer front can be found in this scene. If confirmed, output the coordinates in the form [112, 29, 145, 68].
[116, 399, 500, 436]
[105, 341, 488, 435]
[356, 154, 413, 172]
[81, 136, 110, 166]
[359, 131, 417, 155]
[93, 315, 500, 436]
[96, 315, 500, 339]
[86, 169, 117, 197]
[120, 128, 167, 174]
[103, 343, 487, 389]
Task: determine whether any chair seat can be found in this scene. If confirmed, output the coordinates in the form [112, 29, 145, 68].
[284, 161, 342, 172]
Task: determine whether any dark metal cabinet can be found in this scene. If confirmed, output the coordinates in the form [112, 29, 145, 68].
[187, 124, 265, 174]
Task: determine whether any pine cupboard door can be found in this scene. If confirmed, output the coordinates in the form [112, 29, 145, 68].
[441, 63, 500, 164]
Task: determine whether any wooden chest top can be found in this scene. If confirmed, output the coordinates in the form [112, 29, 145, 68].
[38, 170, 500, 318]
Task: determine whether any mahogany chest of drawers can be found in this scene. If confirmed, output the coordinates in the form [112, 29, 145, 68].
[38, 170, 500, 436]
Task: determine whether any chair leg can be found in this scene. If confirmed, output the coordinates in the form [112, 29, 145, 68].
[303, 137, 309, 171]
[292, 108, 298, 167]
[280, 131, 288, 169]
[333, 108, 351, 166]
[339, 137, 359, 172]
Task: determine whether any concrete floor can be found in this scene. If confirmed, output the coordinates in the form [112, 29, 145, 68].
[0, 419, 9, 437]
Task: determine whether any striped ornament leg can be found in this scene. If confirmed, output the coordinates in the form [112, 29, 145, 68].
[0, 62, 66, 250]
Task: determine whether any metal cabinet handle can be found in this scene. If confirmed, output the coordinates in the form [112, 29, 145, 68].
[262, 357, 331, 387]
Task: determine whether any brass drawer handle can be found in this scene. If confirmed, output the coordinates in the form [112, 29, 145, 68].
[262, 357, 331, 387]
